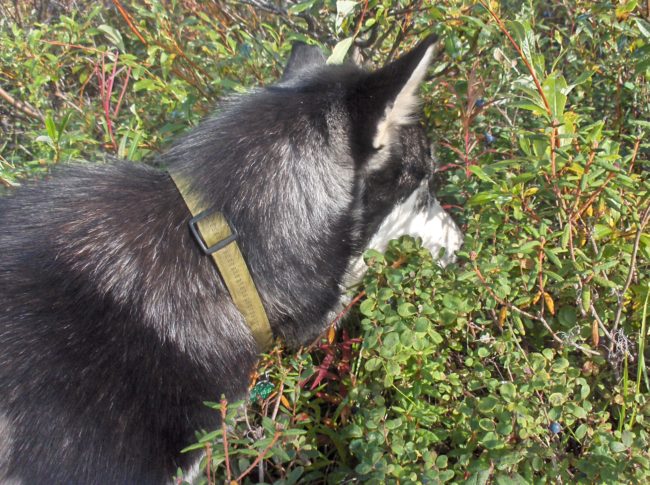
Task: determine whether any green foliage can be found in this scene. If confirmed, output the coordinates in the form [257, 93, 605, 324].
[2, 0, 649, 483]
[348, 237, 650, 483]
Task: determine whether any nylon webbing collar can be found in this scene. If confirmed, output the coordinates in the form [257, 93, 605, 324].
[169, 171, 273, 350]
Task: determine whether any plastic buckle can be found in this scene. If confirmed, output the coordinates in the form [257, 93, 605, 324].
[188, 210, 238, 255]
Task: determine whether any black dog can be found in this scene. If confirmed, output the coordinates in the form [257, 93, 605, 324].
[0, 36, 461, 483]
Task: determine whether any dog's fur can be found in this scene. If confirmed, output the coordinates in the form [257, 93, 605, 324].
[0, 37, 461, 483]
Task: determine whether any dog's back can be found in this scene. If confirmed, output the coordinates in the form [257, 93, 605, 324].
[0, 37, 462, 483]
[0, 163, 260, 483]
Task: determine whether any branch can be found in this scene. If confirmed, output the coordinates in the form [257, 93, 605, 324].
[111, 0, 148, 45]
[609, 201, 650, 352]
[0, 85, 43, 121]
[474, 265, 599, 356]
[220, 399, 232, 483]
[236, 429, 282, 482]
[477, 0, 551, 116]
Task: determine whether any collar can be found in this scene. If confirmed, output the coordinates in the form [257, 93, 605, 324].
[168, 170, 273, 350]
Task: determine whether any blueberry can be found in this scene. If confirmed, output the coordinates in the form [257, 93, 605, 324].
[549, 422, 562, 434]
[475, 98, 486, 108]
[485, 132, 495, 144]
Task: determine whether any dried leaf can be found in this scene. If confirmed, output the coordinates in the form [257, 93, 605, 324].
[592, 319, 600, 347]
[327, 325, 336, 344]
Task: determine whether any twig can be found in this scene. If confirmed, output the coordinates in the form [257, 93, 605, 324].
[112, 66, 132, 118]
[305, 290, 366, 352]
[204, 443, 212, 485]
[40, 39, 104, 54]
[609, 202, 650, 352]
[570, 171, 617, 223]
[569, 142, 598, 217]
[591, 301, 613, 341]
[236, 429, 282, 482]
[0, 86, 43, 121]
[220, 399, 232, 483]
[111, 0, 148, 45]
[271, 380, 285, 421]
[473, 265, 599, 356]
[478, 0, 551, 116]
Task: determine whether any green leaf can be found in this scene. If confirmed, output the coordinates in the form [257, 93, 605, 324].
[479, 418, 495, 431]
[561, 223, 571, 249]
[336, 0, 356, 18]
[464, 469, 491, 485]
[469, 165, 496, 184]
[360, 299, 375, 317]
[385, 417, 402, 430]
[414, 317, 429, 332]
[288, 0, 318, 13]
[44, 114, 57, 142]
[543, 248, 563, 269]
[327, 37, 354, 64]
[635, 17, 650, 39]
[383, 332, 399, 350]
[549, 393, 566, 406]
[621, 430, 634, 447]
[467, 192, 502, 206]
[397, 302, 416, 317]
[478, 396, 499, 413]
[513, 101, 549, 116]
[499, 382, 516, 401]
[97, 24, 125, 52]
[542, 73, 568, 119]
[575, 423, 588, 440]
[507, 240, 540, 254]
[552, 358, 570, 373]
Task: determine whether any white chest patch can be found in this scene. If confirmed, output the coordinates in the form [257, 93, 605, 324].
[345, 182, 463, 287]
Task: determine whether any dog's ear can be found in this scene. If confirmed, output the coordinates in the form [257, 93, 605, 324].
[281, 42, 326, 81]
[352, 35, 437, 154]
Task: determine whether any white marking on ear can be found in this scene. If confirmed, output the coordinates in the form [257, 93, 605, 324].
[372, 45, 434, 150]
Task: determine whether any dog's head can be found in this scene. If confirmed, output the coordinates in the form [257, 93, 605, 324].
[280, 37, 463, 284]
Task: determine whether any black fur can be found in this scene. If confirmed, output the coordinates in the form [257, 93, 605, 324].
[0, 36, 438, 483]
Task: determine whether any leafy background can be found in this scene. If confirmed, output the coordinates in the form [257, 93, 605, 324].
[1, 0, 649, 483]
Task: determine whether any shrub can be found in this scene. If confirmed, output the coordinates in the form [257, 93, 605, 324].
[1, 1, 649, 484]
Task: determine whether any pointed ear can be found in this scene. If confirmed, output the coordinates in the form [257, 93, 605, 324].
[281, 42, 326, 82]
[352, 35, 437, 153]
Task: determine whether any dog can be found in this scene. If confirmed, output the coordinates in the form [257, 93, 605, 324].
[0, 35, 462, 483]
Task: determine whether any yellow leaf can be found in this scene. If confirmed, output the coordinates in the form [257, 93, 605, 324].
[543, 292, 555, 315]
[532, 291, 542, 305]
[523, 187, 539, 197]
[498, 306, 507, 327]
[567, 163, 584, 175]
[327, 325, 336, 344]
[586, 204, 593, 217]
[280, 394, 290, 408]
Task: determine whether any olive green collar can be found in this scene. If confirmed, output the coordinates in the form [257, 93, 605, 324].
[169, 170, 273, 350]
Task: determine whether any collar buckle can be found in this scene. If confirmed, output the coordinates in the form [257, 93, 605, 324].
[188, 210, 238, 254]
